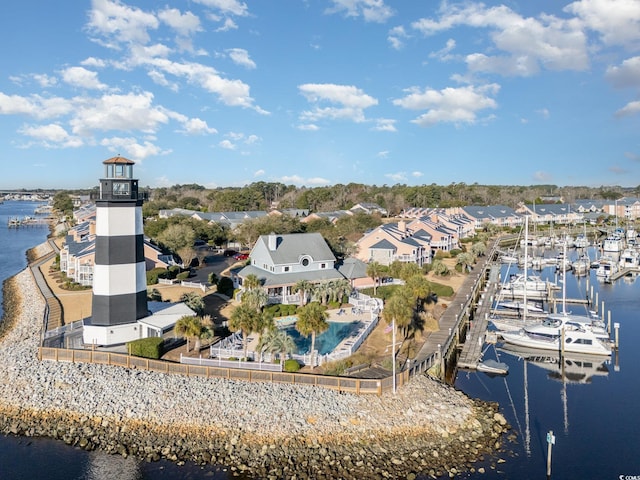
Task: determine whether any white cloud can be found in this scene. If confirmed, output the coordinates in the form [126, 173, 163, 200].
[31, 74, 58, 88]
[429, 38, 457, 61]
[278, 175, 331, 186]
[326, 0, 394, 23]
[393, 83, 500, 127]
[377, 150, 389, 158]
[299, 83, 378, 123]
[227, 48, 256, 69]
[537, 108, 550, 119]
[81, 57, 107, 68]
[412, 3, 589, 77]
[297, 123, 320, 131]
[158, 7, 202, 36]
[385, 171, 407, 182]
[565, 0, 640, 48]
[180, 118, 217, 135]
[215, 18, 238, 32]
[86, 0, 159, 47]
[372, 118, 397, 132]
[606, 56, 640, 89]
[0, 93, 74, 120]
[387, 25, 409, 50]
[254, 169, 265, 177]
[60, 66, 108, 90]
[18, 123, 83, 148]
[219, 139, 236, 149]
[193, 0, 249, 17]
[69, 92, 170, 136]
[100, 136, 169, 161]
[411, 171, 424, 178]
[615, 100, 640, 117]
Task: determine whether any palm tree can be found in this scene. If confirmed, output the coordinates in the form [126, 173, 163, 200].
[194, 315, 215, 351]
[456, 252, 475, 273]
[174, 315, 201, 352]
[295, 302, 329, 370]
[471, 241, 487, 257]
[311, 282, 331, 305]
[228, 303, 260, 359]
[404, 274, 431, 312]
[241, 288, 268, 312]
[243, 273, 261, 290]
[292, 279, 312, 306]
[180, 292, 205, 316]
[330, 278, 352, 304]
[257, 328, 296, 364]
[430, 258, 450, 276]
[381, 289, 414, 391]
[366, 261, 385, 295]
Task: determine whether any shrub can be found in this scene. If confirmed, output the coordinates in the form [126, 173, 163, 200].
[146, 267, 166, 285]
[217, 277, 235, 297]
[127, 337, 164, 359]
[176, 271, 191, 281]
[327, 301, 341, 309]
[283, 359, 301, 372]
[449, 248, 463, 257]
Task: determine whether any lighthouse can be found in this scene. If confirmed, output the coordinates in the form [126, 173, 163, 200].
[84, 156, 148, 345]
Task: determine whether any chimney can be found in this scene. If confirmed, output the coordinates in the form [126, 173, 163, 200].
[268, 234, 279, 251]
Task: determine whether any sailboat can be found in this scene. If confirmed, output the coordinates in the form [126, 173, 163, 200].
[497, 242, 613, 356]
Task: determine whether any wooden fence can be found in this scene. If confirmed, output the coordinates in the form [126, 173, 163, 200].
[38, 347, 410, 395]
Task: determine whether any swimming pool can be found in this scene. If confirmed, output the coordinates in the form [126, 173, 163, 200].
[282, 321, 362, 355]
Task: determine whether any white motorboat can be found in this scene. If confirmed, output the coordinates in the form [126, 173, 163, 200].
[499, 273, 552, 299]
[603, 232, 624, 253]
[620, 248, 640, 269]
[499, 314, 612, 356]
[571, 254, 590, 276]
[495, 300, 546, 313]
[596, 256, 619, 279]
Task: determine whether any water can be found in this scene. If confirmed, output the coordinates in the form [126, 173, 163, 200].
[456, 247, 640, 479]
[283, 320, 362, 355]
[2, 209, 638, 479]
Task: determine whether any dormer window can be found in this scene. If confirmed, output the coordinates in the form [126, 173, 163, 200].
[300, 255, 311, 267]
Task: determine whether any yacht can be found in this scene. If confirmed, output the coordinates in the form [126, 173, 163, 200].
[596, 256, 619, 279]
[620, 247, 640, 269]
[499, 273, 553, 299]
[499, 315, 612, 356]
[603, 232, 624, 253]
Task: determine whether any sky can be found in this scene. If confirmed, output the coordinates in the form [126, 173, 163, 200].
[0, 0, 639, 190]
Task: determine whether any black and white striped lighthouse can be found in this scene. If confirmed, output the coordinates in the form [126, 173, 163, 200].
[90, 156, 147, 327]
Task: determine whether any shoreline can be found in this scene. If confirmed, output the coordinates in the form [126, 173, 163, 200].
[0, 243, 512, 478]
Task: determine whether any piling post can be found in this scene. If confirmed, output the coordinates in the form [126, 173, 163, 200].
[614, 322, 620, 350]
[601, 300, 605, 322]
[546, 430, 555, 478]
[608, 310, 611, 334]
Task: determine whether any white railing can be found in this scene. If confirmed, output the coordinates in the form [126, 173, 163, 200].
[181, 354, 283, 372]
[158, 278, 177, 285]
[43, 319, 84, 339]
[181, 280, 206, 292]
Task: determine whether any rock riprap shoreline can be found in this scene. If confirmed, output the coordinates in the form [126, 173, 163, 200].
[0, 250, 511, 479]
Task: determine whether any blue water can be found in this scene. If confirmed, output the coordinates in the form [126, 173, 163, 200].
[283, 320, 362, 355]
[456, 246, 640, 479]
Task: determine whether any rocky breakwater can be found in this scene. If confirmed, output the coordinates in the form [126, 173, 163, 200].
[0, 249, 511, 479]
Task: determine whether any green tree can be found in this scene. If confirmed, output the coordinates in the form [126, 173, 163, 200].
[404, 274, 431, 311]
[180, 292, 205, 316]
[158, 224, 196, 253]
[295, 302, 329, 370]
[257, 328, 297, 364]
[52, 191, 74, 215]
[292, 279, 312, 307]
[174, 315, 201, 352]
[242, 288, 268, 312]
[456, 252, 475, 273]
[471, 241, 487, 257]
[430, 259, 450, 276]
[366, 261, 386, 295]
[382, 289, 414, 347]
[229, 303, 260, 359]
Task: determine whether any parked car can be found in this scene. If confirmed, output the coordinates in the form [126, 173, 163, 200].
[234, 253, 249, 260]
[223, 249, 238, 257]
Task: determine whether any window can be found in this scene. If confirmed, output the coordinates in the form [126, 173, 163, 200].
[284, 266, 290, 272]
[301, 258, 309, 267]
[320, 263, 326, 269]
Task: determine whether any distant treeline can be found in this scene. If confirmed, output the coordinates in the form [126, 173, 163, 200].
[71, 181, 638, 217]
